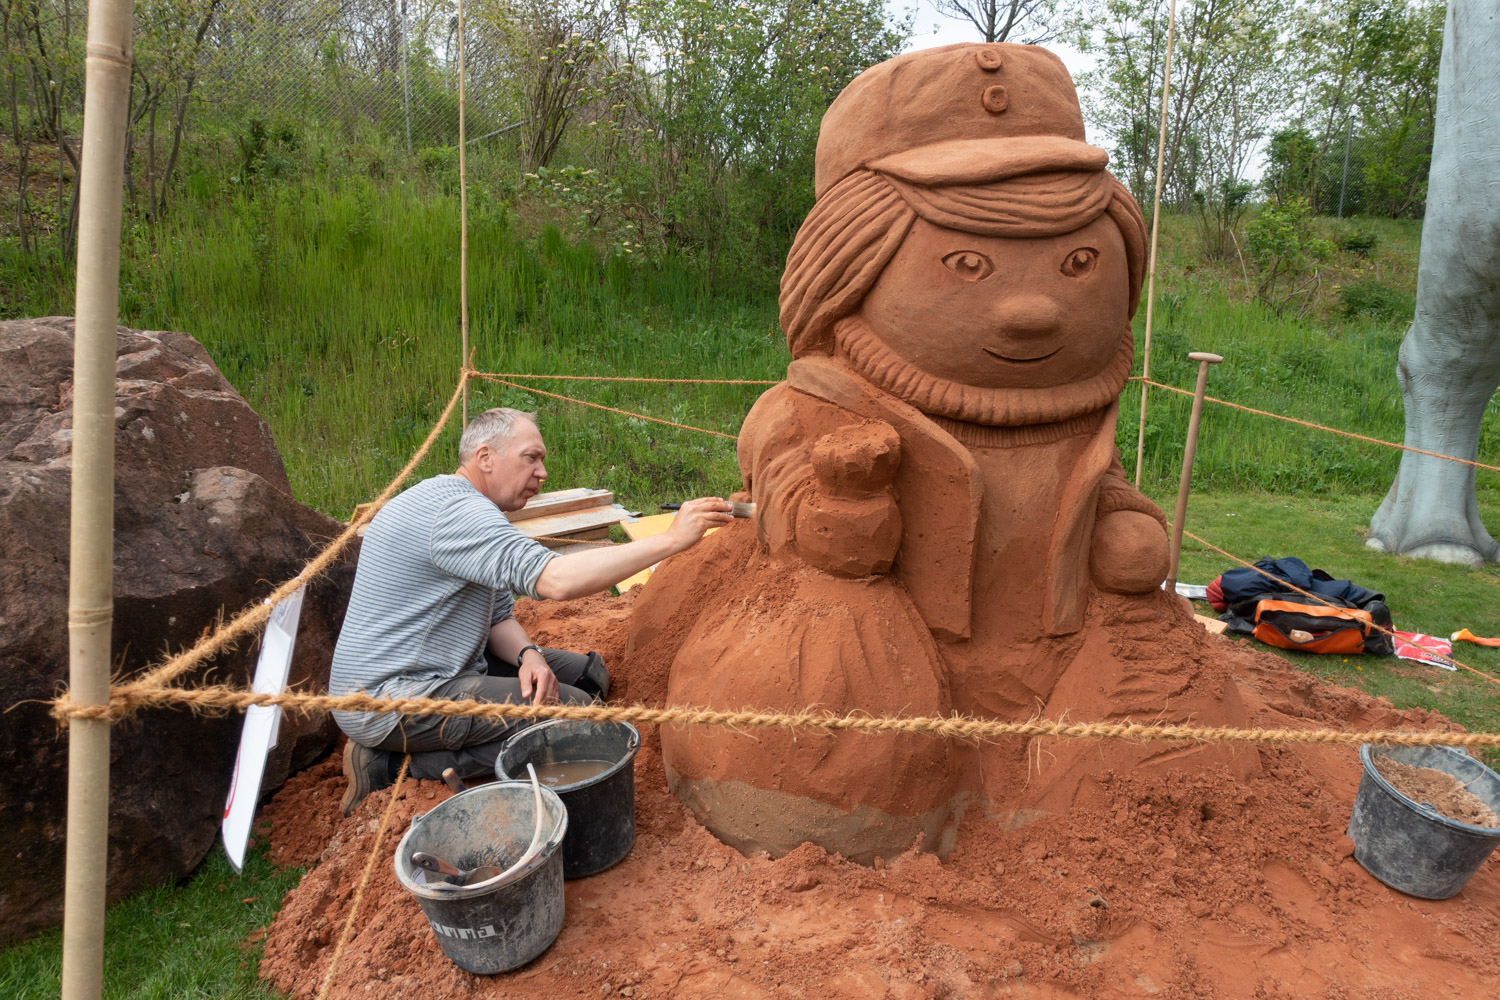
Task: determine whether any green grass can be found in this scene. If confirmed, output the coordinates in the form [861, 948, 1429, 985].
[6, 170, 787, 518]
[0, 847, 300, 1000]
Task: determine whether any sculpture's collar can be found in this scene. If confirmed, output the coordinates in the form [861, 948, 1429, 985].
[832, 315, 1132, 429]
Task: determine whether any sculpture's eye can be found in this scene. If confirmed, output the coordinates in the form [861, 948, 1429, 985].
[942, 250, 994, 282]
[1060, 247, 1099, 278]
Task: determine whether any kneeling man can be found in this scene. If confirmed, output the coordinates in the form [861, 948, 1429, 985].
[331, 406, 731, 813]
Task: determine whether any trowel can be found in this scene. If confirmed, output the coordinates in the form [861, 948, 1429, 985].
[410, 851, 501, 887]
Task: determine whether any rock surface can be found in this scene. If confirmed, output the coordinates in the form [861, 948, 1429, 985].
[0, 317, 357, 944]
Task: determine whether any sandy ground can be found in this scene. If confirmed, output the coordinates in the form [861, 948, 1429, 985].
[255, 592, 1500, 999]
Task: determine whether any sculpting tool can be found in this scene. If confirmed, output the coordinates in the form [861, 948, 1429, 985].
[660, 501, 755, 518]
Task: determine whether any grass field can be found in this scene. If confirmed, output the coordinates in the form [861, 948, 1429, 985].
[3, 165, 1500, 994]
[0, 847, 301, 1000]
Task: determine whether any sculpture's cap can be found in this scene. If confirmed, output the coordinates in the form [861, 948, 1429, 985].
[815, 43, 1107, 198]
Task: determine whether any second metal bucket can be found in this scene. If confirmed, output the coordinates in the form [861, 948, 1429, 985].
[497, 719, 640, 878]
[1348, 744, 1500, 899]
[394, 780, 568, 973]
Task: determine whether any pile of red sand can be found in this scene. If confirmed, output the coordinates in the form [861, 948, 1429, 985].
[255, 592, 1500, 999]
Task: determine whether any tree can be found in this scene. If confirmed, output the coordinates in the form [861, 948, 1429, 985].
[1279, 0, 1443, 218]
[1070, 0, 1291, 258]
[934, 0, 1068, 43]
[562, 0, 905, 279]
[1072, 0, 1290, 208]
[1368, 0, 1500, 566]
[485, 0, 611, 171]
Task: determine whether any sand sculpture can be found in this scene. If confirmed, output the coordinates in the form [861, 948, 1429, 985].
[628, 43, 1249, 862]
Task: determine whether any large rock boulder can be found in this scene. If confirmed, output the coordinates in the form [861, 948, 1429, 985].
[0, 317, 357, 944]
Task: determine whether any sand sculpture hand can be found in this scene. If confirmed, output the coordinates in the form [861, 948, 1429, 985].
[793, 421, 903, 577]
[1090, 509, 1170, 594]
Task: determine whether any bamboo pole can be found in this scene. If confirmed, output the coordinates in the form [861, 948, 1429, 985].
[1166, 351, 1224, 594]
[456, 0, 468, 425]
[61, 0, 134, 996]
[1134, 0, 1180, 488]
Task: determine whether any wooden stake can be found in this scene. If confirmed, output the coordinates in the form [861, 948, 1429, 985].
[456, 0, 468, 425]
[1134, 0, 1180, 488]
[62, 0, 134, 997]
[1166, 351, 1223, 594]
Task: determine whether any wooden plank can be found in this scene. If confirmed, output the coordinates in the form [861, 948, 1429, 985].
[1195, 613, 1229, 636]
[535, 526, 611, 546]
[621, 513, 675, 542]
[540, 539, 614, 555]
[516, 505, 631, 540]
[506, 488, 614, 523]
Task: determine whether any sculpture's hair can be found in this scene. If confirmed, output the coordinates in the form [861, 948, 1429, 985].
[779, 169, 1148, 359]
[458, 407, 539, 462]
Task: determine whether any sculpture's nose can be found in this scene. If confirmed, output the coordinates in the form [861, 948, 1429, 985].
[998, 295, 1062, 340]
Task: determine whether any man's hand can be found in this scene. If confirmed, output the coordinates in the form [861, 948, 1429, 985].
[517, 652, 559, 705]
[534, 496, 735, 601]
[665, 497, 736, 549]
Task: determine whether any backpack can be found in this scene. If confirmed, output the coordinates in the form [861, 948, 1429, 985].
[1210, 556, 1384, 612]
[1222, 588, 1394, 656]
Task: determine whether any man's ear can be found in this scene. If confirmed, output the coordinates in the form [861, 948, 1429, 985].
[473, 443, 492, 470]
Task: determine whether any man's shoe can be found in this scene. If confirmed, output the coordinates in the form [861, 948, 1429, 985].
[340, 740, 393, 816]
[576, 651, 611, 701]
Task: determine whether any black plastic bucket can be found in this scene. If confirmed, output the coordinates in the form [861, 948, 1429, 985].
[496, 719, 640, 878]
[393, 780, 568, 973]
[1348, 744, 1500, 899]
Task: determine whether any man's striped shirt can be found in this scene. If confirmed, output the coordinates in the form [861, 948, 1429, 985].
[330, 475, 555, 744]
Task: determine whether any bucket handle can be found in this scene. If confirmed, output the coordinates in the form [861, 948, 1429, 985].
[499, 717, 570, 754]
[498, 716, 642, 753]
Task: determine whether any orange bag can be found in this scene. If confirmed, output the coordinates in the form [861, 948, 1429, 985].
[1250, 600, 1378, 655]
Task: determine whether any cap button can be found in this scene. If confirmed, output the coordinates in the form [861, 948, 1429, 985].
[975, 48, 1003, 72]
[981, 85, 1009, 114]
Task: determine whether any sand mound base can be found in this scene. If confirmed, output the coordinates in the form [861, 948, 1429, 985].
[256, 593, 1500, 999]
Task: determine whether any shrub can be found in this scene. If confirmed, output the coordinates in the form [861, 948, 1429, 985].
[1340, 279, 1413, 322]
[1340, 228, 1379, 256]
[1245, 198, 1335, 316]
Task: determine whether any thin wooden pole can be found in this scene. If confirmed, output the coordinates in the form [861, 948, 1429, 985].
[456, 0, 468, 425]
[62, 0, 134, 996]
[1134, 0, 1180, 488]
[1166, 351, 1224, 594]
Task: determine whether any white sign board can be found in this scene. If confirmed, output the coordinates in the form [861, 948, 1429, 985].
[222, 586, 305, 871]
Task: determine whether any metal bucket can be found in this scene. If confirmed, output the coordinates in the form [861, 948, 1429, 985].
[496, 720, 640, 878]
[393, 780, 568, 973]
[1348, 744, 1500, 899]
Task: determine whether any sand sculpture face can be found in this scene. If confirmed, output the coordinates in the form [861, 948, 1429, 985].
[630, 42, 1182, 865]
[855, 215, 1129, 389]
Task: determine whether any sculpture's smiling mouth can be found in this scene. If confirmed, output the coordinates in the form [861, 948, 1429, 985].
[983, 346, 1062, 364]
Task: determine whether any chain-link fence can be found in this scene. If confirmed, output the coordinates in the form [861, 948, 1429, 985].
[4, 0, 528, 235]
[194, 0, 521, 154]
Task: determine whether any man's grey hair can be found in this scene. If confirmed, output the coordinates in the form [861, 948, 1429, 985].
[458, 407, 538, 463]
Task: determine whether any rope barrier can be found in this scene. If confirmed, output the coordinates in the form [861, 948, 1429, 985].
[478, 371, 778, 386]
[314, 755, 409, 1000]
[1136, 377, 1500, 474]
[1179, 527, 1498, 686]
[46, 681, 1495, 749]
[470, 371, 738, 441]
[117, 374, 469, 698]
[477, 369, 1498, 476]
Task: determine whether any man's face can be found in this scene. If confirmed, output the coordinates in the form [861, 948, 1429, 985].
[475, 419, 548, 511]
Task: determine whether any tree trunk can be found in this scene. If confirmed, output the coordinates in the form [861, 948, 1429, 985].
[1368, 0, 1500, 566]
